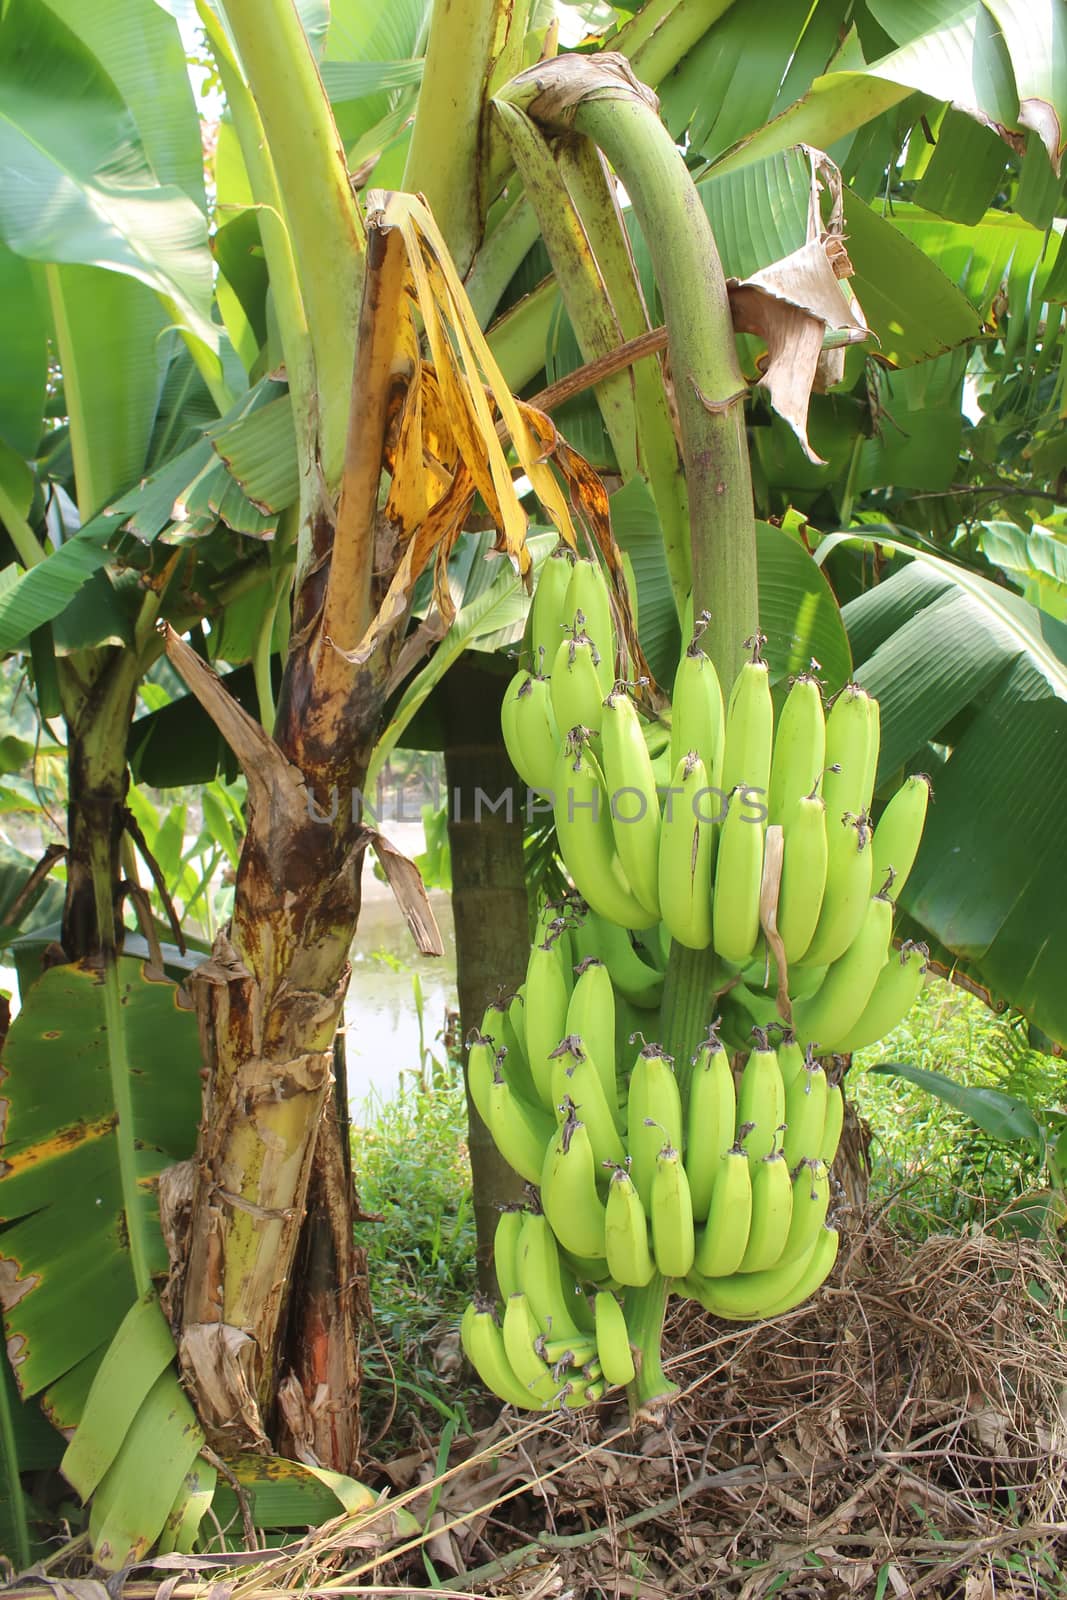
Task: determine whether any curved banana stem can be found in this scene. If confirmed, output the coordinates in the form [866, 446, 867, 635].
[624, 1272, 678, 1419]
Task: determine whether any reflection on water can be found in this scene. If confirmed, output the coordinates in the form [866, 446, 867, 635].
[343, 890, 459, 1119]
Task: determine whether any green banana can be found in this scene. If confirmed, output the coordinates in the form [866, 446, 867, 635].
[778, 1159, 830, 1268]
[860, 690, 881, 811]
[782, 1048, 828, 1169]
[601, 687, 662, 918]
[467, 1030, 501, 1132]
[650, 1142, 696, 1278]
[486, 1063, 557, 1186]
[579, 910, 664, 1009]
[683, 1234, 819, 1320]
[461, 1299, 542, 1410]
[541, 1103, 608, 1259]
[548, 1035, 626, 1167]
[511, 670, 562, 792]
[793, 882, 894, 1052]
[554, 732, 657, 930]
[871, 774, 931, 902]
[594, 1290, 636, 1386]
[720, 634, 774, 805]
[821, 1083, 844, 1165]
[539, 1333, 597, 1367]
[509, 984, 527, 1058]
[736, 1144, 792, 1273]
[531, 543, 577, 666]
[736, 1029, 786, 1162]
[566, 958, 621, 1122]
[480, 999, 538, 1106]
[712, 787, 765, 966]
[777, 1030, 806, 1093]
[565, 558, 617, 694]
[493, 1208, 526, 1301]
[550, 626, 606, 735]
[516, 1211, 587, 1342]
[776, 787, 828, 966]
[822, 683, 872, 824]
[604, 1164, 655, 1286]
[756, 1224, 839, 1317]
[525, 933, 571, 1111]
[669, 619, 726, 790]
[684, 1024, 737, 1221]
[503, 1292, 566, 1406]
[833, 939, 929, 1053]
[692, 1131, 754, 1278]
[800, 809, 874, 969]
[502, 671, 534, 789]
[767, 673, 826, 826]
[658, 752, 716, 950]
[626, 1040, 683, 1207]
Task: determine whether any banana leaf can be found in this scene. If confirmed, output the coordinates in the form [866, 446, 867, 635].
[824, 532, 1067, 1047]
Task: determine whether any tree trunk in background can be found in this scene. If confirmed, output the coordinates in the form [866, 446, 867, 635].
[443, 660, 529, 1291]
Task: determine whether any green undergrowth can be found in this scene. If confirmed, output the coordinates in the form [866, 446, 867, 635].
[850, 976, 1063, 1237]
[351, 1060, 480, 1447]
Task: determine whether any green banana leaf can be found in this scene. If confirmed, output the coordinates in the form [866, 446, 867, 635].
[867, 1062, 1044, 1144]
[0, 958, 200, 1408]
[824, 532, 1067, 1047]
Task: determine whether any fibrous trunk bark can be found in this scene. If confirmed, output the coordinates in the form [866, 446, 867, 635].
[443, 661, 529, 1290]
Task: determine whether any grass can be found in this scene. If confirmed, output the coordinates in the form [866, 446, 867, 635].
[850, 974, 1063, 1234]
[350, 1046, 480, 1448]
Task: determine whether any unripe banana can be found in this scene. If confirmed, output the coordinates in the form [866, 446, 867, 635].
[822, 683, 872, 823]
[712, 787, 765, 966]
[737, 1029, 787, 1162]
[736, 1145, 792, 1273]
[554, 733, 657, 930]
[692, 1132, 753, 1278]
[579, 910, 664, 1009]
[493, 1208, 527, 1300]
[658, 752, 715, 950]
[871, 774, 931, 902]
[720, 635, 774, 805]
[539, 1333, 597, 1367]
[566, 959, 621, 1123]
[486, 1066, 557, 1186]
[525, 935, 572, 1111]
[833, 939, 929, 1053]
[670, 621, 726, 790]
[550, 627, 605, 734]
[461, 1299, 541, 1410]
[778, 1159, 830, 1268]
[564, 558, 617, 694]
[503, 1292, 566, 1406]
[793, 883, 894, 1052]
[777, 1030, 806, 1093]
[480, 1000, 537, 1105]
[548, 1035, 626, 1168]
[800, 810, 874, 969]
[467, 1031, 501, 1131]
[821, 1083, 844, 1165]
[604, 1165, 655, 1286]
[684, 1025, 736, 1222]
[517, 1211, 587, 1342]
[594, 1290, 636, 1386]
[756, 1224, 838, 1317]
[502, 671, 534, 789]
[776, 789, 828, 965]
[683, 1233, 819, 1319]
[626, 1041, 683, 1207]
[860, 691, 881, 811]
[541, 1104, 608, 1259]
[512, 671, 561, 792]
[767, 673, 826, 826]
[601, 687, 662, 918]
[650, 1142, 696, 1278]
[782, 1049, 828, 1169]
[531, 544, 577, 665]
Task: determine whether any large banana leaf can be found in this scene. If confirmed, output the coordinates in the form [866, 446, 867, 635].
[0, 958, 200, 1408]
[825, 533, 1067, 1047]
